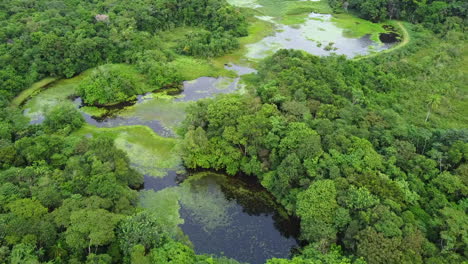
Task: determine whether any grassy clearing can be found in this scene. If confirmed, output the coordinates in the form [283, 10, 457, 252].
[170, 56, 234, 80]
[158, 27, 236, 79]
[254, 0, 331, 24]
[257, 0, 331, 17]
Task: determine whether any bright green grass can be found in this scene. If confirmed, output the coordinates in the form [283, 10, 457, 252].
[75, 125, 181, 177]
[331, 13, 387, 42]
[354, 21, 410, 61]
[170, 56, 235, 80]
[11, 77, 57, 107]
[157, 27, 237, 79]
[80, 106, 108, 118]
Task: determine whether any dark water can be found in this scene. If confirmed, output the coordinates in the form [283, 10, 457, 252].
[379, 25, 401, 43]
[174, 77, 240, 102]
[224, 64, 258, 75]
[143, 170, 180, 192]
[145, 172, 300, 264]
[73, 64, 255, 136]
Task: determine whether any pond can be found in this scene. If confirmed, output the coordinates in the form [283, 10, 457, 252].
[246, 13, 396, 59]
[142, 172, 300, 264]
[22, 62, 300, 263]
[24, 64, 255, 137]
[19, 0, 404, 261]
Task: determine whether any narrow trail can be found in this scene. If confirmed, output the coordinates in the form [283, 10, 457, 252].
[354, 21, 410, 61]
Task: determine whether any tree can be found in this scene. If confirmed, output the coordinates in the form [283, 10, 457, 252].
[149, 240, 196, 263]
[297, 180, 340, 246]
[118, 211, 168, 259]
[43, 103, 84, 133]
[65, 209, 122, 254]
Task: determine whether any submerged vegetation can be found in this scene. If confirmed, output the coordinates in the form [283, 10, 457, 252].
[0, 0, 466, 263]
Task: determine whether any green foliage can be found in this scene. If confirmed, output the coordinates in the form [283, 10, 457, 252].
[332, 0, 468, 32]
[78, 65, 145, 106]
[0, 0, 247, 101]
[297, 180, 340, 244]
[65, 209, 122, 253]
[118, 211, 168, 259]
[0, 0, 467, 263]
[43, 103, 84, 133]
[180, 28, 468, 263]
[0, 113, 145, 262]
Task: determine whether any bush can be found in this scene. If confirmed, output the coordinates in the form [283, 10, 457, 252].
[43, 103, 84, 133]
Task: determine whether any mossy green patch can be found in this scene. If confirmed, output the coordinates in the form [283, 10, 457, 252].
[119, 96, 188, 133]
[11, 77, 57, 107]
[178, 173, 235, 232]
[80, 106, 109, 119]
[256, 0, 332, 23]
[22, 71, 92, 121]
[169, 56, 234, 80]
[353, 21, 410, 61]
[139, 189, 185, 237]
[331, 13, 387, 42]
[227, 0, 260, 8]
[75, 125, 181, 177]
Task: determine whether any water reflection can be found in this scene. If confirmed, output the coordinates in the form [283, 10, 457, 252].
[156, 172, 299, 264]
[247, 13, 396, 59]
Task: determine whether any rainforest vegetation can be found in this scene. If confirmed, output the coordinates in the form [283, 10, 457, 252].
[0, 0, 467, 263]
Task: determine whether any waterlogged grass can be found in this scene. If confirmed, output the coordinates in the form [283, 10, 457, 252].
[80, 106, 108, 118]
[158, 27, 236, 79]
[22, 72, 89, 121]
[11, 77, 57, 107]
[22, 64, 149, 121]
[255, 0, 331, 22]
[179, 173, 235, 232]
[75, 125, 181, 177]
[354, 21, 410, 61]
[212, 15, 276, 67]
[120, 95, 188, 132]
[227, 0, 261, 8]
[332, 13, 387, 42]
[170, 56, 234, 80]
[139, 188, 185, 238]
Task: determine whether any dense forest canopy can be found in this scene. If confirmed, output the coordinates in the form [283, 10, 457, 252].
[178, 10, 467, 264]
[329, 0, 467, 32]
[0, 0, 467, 263]
[0, 0, 247, 104]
